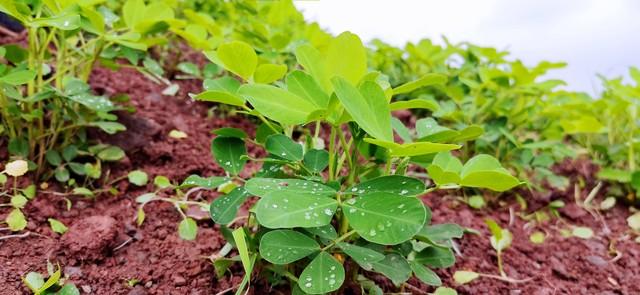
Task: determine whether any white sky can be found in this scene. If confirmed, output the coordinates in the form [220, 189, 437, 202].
[295, 0, 640, 94]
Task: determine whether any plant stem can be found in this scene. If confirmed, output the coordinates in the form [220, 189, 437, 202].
[328, 126, 337, 181]
[321, 230, 357, 251]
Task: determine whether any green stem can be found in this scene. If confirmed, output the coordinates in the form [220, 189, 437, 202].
[321, 230, 357, 251]
[328, 126, 337, 181]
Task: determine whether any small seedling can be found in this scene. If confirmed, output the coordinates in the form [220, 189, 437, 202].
[22, 265, 78, 295]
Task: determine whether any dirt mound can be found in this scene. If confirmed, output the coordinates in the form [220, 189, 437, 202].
[60, 216, 120, 261]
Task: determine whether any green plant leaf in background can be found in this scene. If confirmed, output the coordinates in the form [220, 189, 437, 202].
[127, 170, 148, 186]
[254, 64, 287, 84]
[245, 178, 336, 197]
[326, 31, 367, 85]
[286, 70, 330, 108]
[209, 41, 257, 80]
[298, 252, 345, 294]
[260, 230, 319, 264]
[180, 175, 229, 189]
[210, 187, 250, 224]
[365, 138, 460, 157]
[256, 191, 338, 228]
[427, 152, 463, 186]
[238, 84, 320, 126]
[265, 134, 303, 161]
[392, 74, 447, 95]
[410, 261, 442, 286]
[347, 175, 425, 196]
[460, 154, 521, 192]
[337, 242, 385, 271]
[371, 253, 411, 285]
[178, 217, 198, 240]
[48, 218, 68, 234]
[303, 149, 330, 173]
[342, 192, 427, 245]
[211, 136, 247, 175]
[332, 77, 392, 141]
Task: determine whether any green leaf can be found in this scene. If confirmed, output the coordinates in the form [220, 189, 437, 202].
[177, 62, 200, 76]
[427, 152, 463, 186]
[212, 128, 247, 139]
[326, 32, 367, 85]
[418, 223, 464, 243]
[468, 195, 485, 209]
[89, 121, 126, 134]
[260, 230, 319, 264]
[40, 269, 62, 294]
[529, 231, 546, 244]
[597, 168, 631, 183]
[6, 209, 26, 231]
[392, 117, 413, 143]
[123, 0, 144, 28]
[56, 284, 80, 295]
[571, 226, 593, 239]
[286, 70, 330, 108]
[332, 77, 392, 141]
[45, 150, 62, 166]
[295, 44, 331, 92]
[305, 224, 338, 240]
[204, 76, 240, 92]
[127, 170, 148, 186]
[68, 162, 85, 176]
[410, 261, 442, 286]
[256, 192, 338, 228]
[453, 270, 479, 285]
[342, 192, 427, 245]
[214, 41, 257, 80]
[72, 187, 94, 196]
[460, 154, 520, 192]
[371, 253, 411, 285]
[191, 90, 245, 107]
[245, 178, 336, 197]
[178, 217, 198, 240]
[232, 228, 254, 295]
[414, 247, 455, 268]
[392, 74, 447, 95]
[212, 136, 247, 175]
[135, 192, 156, 203]
[337, 242, 385, 271]
[142, 54, 164, 73]
[433, 287, 458, 295]
[11, 195, 27, 208]
[628, 212, 640, 231]
[54, 167, 70, 182]
[486, 219, 512, 251]
[23, 272, 44, 293]
[0, 70, 36, 85]
[347, 175, 425, 196]
[254, 64, 287, 84]
[180, 175, 229, 189]
[210, 187, 249, 224]
[97, 146, 125, 161]
[298, 252, 345, 294]
[238, 84, 319, 126]
[150, 176, 170, 189]
[365, 138, 460, 157]
[303, 149, 329, 173]
[265, 134, 303, 161]
[389, 99, 440, 112]
[453, 125, 484, 142]
[48, 218, 68, 234]
[30, 13, 81, 30]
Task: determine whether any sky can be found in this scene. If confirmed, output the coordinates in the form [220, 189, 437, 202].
[295, 0, 640, 94]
